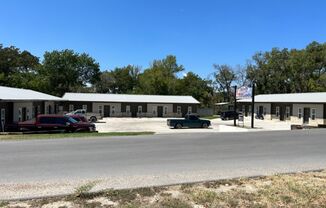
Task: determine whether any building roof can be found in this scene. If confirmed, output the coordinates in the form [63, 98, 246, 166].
[238, 92, 326, 103]
[0, 86, 62, 101]
[62, 93, 200, 104]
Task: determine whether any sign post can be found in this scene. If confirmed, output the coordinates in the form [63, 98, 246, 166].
[233, 85, 237, 126]
[251, 82, 255, 128]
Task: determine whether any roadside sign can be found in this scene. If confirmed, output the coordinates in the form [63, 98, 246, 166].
[236, 86, 252, 99]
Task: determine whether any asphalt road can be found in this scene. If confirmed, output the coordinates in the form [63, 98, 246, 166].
[1, 130, 326, 186]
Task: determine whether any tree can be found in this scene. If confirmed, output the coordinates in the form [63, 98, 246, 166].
[213, 64, 236, 101]
[40, 49, 100, 96]
[0, 44, 40, 88]
[177, 72, 215, 107]
[247, 41, 326, 94]
[135, 55, 184, 95]
[96, 65, 140, 93]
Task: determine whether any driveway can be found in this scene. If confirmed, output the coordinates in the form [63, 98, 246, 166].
[95, 117, 291, 134]
[1, 129, 326, 199]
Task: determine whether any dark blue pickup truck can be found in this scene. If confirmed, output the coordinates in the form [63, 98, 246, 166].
[167, 114, 211, 129]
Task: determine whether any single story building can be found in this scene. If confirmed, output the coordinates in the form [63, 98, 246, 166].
[0, 86, 62, 131]
[238, 92, 326, 126]
[61, 93, 200, 118]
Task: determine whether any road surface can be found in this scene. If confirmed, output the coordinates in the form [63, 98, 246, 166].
[1, 129, 326, 199]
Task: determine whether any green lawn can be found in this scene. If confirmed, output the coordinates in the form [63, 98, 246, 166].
[0, 131, 155, 141]
[201, 115, 220, 120]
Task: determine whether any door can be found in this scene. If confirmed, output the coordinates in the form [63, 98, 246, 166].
[22, 107, 27, 121]
[104, 105, 110, 117]
[280, 106, 285, 121]
[157, 106, 163, 117]
[258, 106, 264, 115]
[303, 108, 310, 124]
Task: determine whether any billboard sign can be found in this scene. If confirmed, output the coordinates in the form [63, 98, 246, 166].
[236, 86, 252, 99]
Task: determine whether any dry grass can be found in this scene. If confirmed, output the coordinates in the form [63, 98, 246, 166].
[4, 170, 326, 208]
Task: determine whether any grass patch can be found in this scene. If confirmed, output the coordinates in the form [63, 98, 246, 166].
[0, 131, 155, 141]
[6, 170, 326, 208]
[201, 115, 219, 120]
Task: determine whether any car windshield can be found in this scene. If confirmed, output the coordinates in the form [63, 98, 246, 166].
[65, 116, 78, 124]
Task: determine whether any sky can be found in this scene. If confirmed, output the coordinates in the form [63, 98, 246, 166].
[1, 0, 326, 78]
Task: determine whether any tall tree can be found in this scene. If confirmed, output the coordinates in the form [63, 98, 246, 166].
[177, 72, 215, 107]
[0, 44, 40, 88]
[40, 49, 100, 96]
[135, 55, 184, 95]
[213, 64, 236, 101]
[96, 65, 140, 93]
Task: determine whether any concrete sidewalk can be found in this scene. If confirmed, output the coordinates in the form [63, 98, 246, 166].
[95, 117, 291, 134]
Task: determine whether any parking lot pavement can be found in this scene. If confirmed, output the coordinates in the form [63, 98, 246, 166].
[95, 117, 292, 134]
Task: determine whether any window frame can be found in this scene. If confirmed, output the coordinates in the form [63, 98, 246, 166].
[138, 106, 142, 114]
[276, 106, 280, 117]
[286, 106, 290, 119]
[298, 108, 302, 119]
[126, 105, 131, 114]
[311, 108, 316, 120]
[177, 106, 181, 115]
[188, 106, 192, 114]
[164, 106, 168, 115]
[69, 104, 74, 112]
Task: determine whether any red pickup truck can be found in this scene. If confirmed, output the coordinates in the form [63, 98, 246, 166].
[16, 114, 96, 133]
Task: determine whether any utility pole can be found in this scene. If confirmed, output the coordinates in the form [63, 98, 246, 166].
[251, 82, 255, 128]
[234, 85, 237, 126]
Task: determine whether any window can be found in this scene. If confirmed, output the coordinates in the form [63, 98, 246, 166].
[138, 106, 142, 114]
[286, 106, 290, 119]
[98, 105, 102, 115]
[1, 108, 5, 123]
[164, 106, 168, 115]
[152, 106, 156, 115]
[188, 106, 192, 114]
[126, 105, 130, 114]
[276, 106, 280, 117]
[111, 106, 115, 114]
[311, 108, 316, 120]
[177, 106, 181, 115]
[26, 108, 30, 120]
[82, 105, 87, 112]
[298, 108, 302, 119]
[69, 104, 74, 112]
[18, 108, 22, 122]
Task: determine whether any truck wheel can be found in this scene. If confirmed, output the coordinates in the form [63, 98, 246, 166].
[90, 116, 97, 123]
[175, 123, 182, 129]
[202, 123, 208, 128]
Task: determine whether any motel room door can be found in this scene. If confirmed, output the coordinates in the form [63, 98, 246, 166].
[157, 106, 163, 117]
[303, 108, 310, 124]
[104, 105, 110, 117]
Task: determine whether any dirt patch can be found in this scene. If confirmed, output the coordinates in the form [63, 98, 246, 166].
[3, 170, 326, 207]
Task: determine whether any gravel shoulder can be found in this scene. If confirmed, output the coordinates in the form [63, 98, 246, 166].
[2, 170, 326, 208]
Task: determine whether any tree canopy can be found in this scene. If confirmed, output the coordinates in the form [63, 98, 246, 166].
[1, 41, 325, 107]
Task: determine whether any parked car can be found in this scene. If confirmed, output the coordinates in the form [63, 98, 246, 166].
[66, 109, 101, 123]
[220, 111, 239, 120]
[68, 114, 89, 122]
[16, 114, 96, 133]
[167, 114, 211, 129]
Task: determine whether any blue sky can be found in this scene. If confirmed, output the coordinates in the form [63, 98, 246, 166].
[1, 0, 325, 78]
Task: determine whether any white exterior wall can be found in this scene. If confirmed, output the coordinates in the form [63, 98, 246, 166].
[292, 104, 324, 126]
[92, 102, 122, 117]
[255, 103, 272, 120]
[13, 102, 33, 122]
[147, 103, 174, 117]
